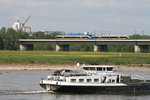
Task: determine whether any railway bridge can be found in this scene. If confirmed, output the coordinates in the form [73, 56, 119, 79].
[19, 39, 150, 53]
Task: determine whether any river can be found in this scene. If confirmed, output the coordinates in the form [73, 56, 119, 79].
[0, 71, 150, 100]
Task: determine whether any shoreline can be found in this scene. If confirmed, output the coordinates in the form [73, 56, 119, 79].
[0, 64, 150, 72]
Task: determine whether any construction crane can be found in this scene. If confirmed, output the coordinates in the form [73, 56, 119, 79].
[20, 15, 31, 31]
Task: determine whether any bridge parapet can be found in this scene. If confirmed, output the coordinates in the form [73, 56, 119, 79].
[19, 39, 150, 53]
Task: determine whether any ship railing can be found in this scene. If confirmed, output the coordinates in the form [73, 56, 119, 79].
[132, 74, 146, 82]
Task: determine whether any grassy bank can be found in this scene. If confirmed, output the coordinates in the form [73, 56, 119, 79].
[0, 51, 150, 67]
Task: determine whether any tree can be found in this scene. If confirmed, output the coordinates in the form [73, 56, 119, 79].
[5, 28, 19, 50]
[17, 31, 30, 39]
[30, 31, 46, 39]
[0, 27, 6, 50]
[130, 34, 150, 39]
[45, 33, 60, 39]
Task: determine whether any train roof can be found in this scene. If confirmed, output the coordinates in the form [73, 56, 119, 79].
[94, 35, 129, 36]
[56, 34, 90, 37]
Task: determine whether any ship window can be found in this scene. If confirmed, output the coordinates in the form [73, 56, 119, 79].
[79, 79, 84, 82]
[112, 79, 115, 83]
[71, 79, 76, 82]
[107, 67, 113, 71]
[94, 79, 99, 82]
[83, 67, 89, 70]
[108, 79, 111, 83]
[65, 70, 72, 72]
[89, 67, 95, 70]
[87, 79, 91, 82]
[103, 68, 106, 71]
[97, 67, 102, 71]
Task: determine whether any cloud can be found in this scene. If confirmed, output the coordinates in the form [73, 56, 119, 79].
[0, 0, 124, 8]
[1, 0, 150, 34]
[0, 0, 58, 7]
[83, 0, 120, 7]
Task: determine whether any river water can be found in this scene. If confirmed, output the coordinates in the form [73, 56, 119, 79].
[0, 71, 150, 100]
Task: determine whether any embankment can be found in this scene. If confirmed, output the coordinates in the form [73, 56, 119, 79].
[0, 64, 150, 72]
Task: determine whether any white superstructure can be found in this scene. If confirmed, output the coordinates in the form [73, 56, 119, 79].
[40, 64, 150, 94]
[40, 65, 130, 91]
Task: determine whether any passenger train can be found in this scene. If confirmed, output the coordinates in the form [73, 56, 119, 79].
[55, 34, 129, 40]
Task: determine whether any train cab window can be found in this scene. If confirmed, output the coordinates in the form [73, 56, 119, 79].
[71, 79, 76, 82]
[97, 67, 102, 71]
[107, 67, 113, 71]
[87, 79, 92, 82]
[79, 79, 84, 82]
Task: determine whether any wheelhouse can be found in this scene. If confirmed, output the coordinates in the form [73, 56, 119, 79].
[82, 65, 114, 73]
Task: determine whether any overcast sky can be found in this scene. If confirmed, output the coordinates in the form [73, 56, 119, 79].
[1, 0, 150, 35]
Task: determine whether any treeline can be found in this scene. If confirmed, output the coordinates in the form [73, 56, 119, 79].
[0, 27, 150, 52]
[0, 27, 59, 50]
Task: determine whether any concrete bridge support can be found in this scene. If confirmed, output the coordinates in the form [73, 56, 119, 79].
[20, 44, 33, 51]
[134, 45, 149, 53]
[56, 44, 69, 52]
[94, 45, 108, 52]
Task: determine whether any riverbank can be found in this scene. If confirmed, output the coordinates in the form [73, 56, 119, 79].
[0, 64, 150, 72]
[1, 51, 150, 65]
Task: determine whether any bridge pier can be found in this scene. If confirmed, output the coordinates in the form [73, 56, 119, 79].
[56, 44, 69, 52]
[134, 45, 149, 53]
[94, 45, 108, 52]
[19, 44, 33, 51]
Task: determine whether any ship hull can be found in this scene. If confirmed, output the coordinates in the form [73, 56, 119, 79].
[40, 83, 150, 94]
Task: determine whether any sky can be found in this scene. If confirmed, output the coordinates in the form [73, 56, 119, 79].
[1, 0, 150, 35]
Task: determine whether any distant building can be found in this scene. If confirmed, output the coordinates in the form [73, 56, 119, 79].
[12, 21, 31, 33]
[12, 21, 23, 31]
[43, 30, 64, 34]
[22, 26, 31, 33]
